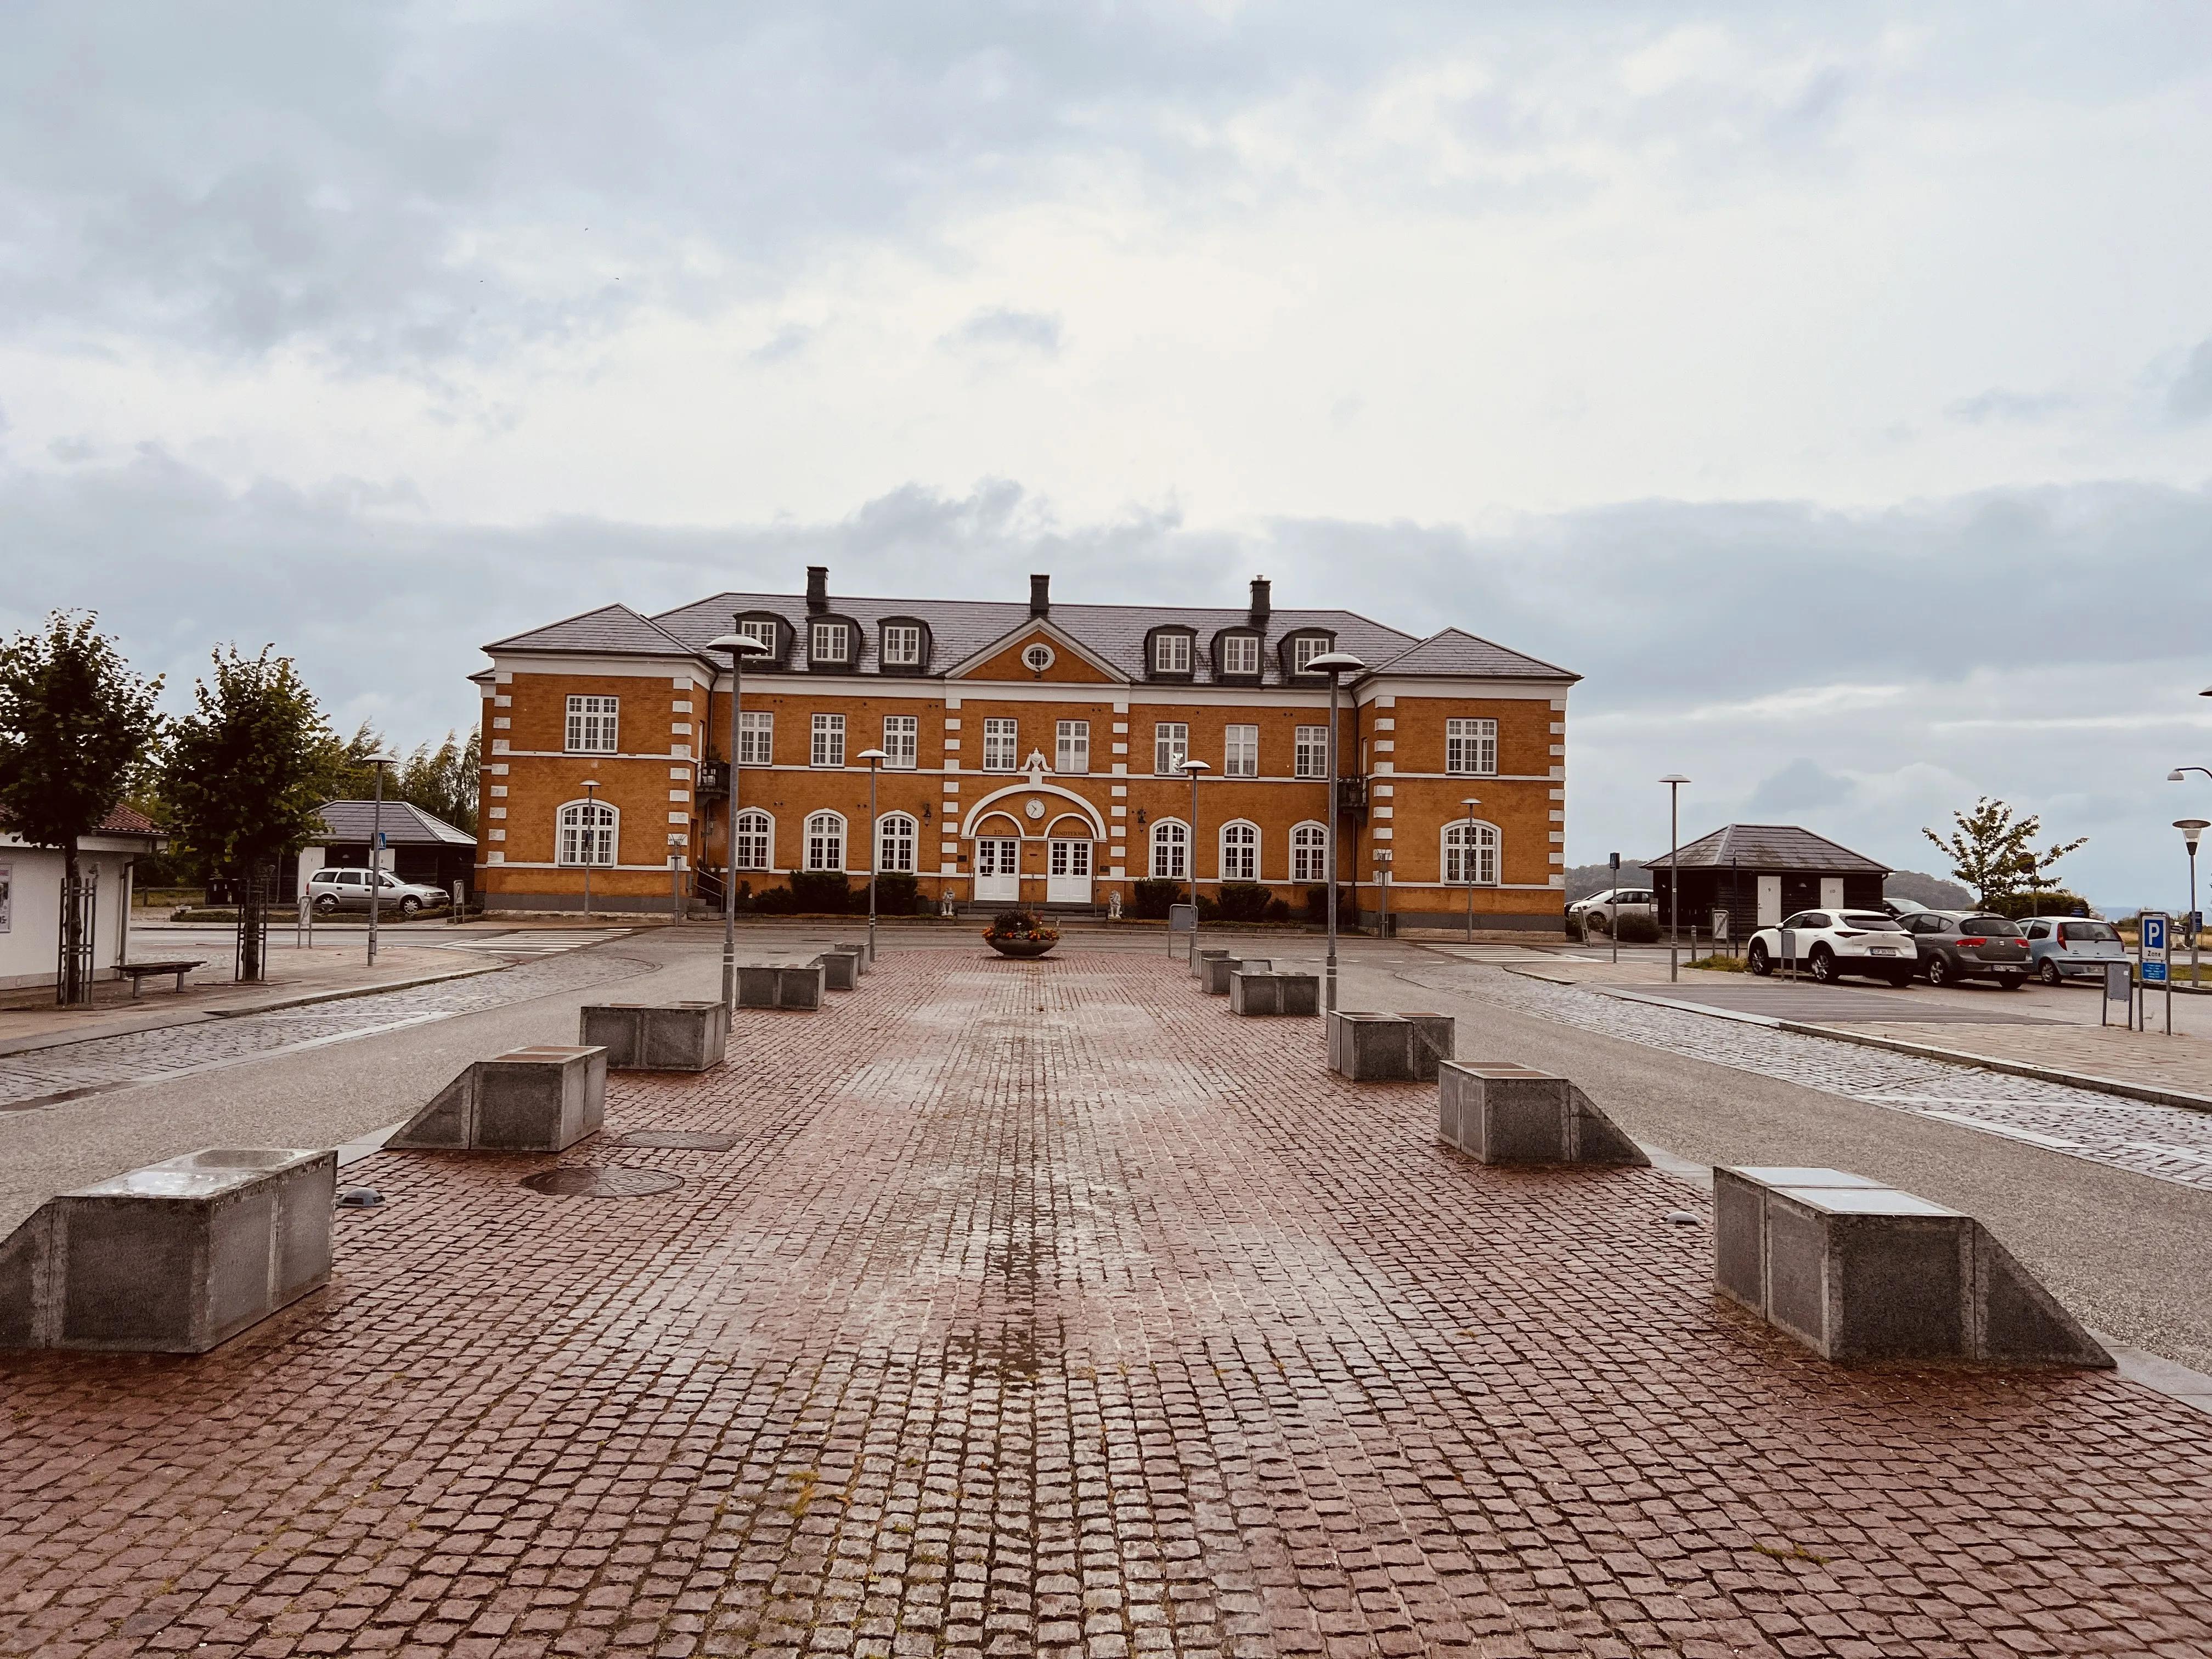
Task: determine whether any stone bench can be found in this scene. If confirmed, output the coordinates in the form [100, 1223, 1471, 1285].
[1192, 947, 1231, 980]
[1201, 955, 1271, 994]
[1326, 1011, 1455, 1081]
[814, 949, 862, 991]
[579, 1002, 728, 1072]
[386, 1045, 608, 1153]
[1228, 971, 1318, 1016]
[1, 1148, 335, 1353]
[833, 942, 871, 974]
[737, 963, 826, 1009]
[1713, 1166, 2111, 1367]
[1437, 1062, 1648, 1166]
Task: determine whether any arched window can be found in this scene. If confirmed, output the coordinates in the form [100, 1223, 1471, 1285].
[557, 800, 618, 866]
[805, 811, 846, 872]
[1290, 821, 1329, 884]
[1443, 820, 1499, 886]
[877, 812, 917, 874]
[733, 809, 772, 872]
[1220, 820, 1259, 882]
[1150, 819, 1189, 880]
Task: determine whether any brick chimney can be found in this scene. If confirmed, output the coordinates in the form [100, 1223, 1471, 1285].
[1029, 573, 1051, 618]
[1249, 576, 1272, 625]
[805, 565, 828, 614]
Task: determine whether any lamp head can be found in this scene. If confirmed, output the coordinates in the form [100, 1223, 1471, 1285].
[579, 778, 600, 791]
[857, 747, 889, 763]
[2175, 770, 2191, 782]
[1303, 651, 1366, 675]
[1460, 797, 1481, 806]
[704, 633, 771, 657]
[1658, 774, 1691, 786]
[2179, 818, 2211, 849]
[1180, 759, 1212, 775]
[364, 753, 398, 769]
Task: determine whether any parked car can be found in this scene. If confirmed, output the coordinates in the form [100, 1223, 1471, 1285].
[1568, 887, 1655, 928]
[1897, 910, 2030, 989]
[1747, 910, 1917, 985]
[2021, 915, 2128, 986]
[307, 867, 449, 916]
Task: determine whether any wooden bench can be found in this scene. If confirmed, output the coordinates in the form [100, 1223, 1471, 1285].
[117, 960, 206, 997]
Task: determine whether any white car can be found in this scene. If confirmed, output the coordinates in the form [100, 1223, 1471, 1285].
[1568, 887, 1655, 927]
[1746, 908, 1917, 987]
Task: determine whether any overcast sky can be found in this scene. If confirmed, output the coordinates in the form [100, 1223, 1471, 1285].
[5, 3, 2210, 906]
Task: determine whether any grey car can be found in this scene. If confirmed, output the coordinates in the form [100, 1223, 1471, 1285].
[1897, 910, 2032, 989]
[307, 867, 448, 916]
[2020, 916, 2127, 986]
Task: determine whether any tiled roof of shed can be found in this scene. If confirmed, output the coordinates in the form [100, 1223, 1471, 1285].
[1369, 627, 1577, 681]
[1646, 824, 1891, 874]
[483, 603, 695, 657]
[1, 804, 165, 840]
[312, 800, 477, 848]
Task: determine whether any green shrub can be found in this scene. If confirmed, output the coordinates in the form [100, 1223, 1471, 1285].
[1262, 898, 1292, 924]
[1215, 882, 1272, 923]
[1304, 884, 1355, 925]
[1976, 889, 2089, 920]
[875, 872, 922, 915]
[1615, 914, 1661, 944]
[1132, 878, 1182, 919]
[751, 883, 797, 915]
[789, 870, 853, 913]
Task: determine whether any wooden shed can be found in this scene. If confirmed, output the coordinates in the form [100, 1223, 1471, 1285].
[1645, 824, 1891, 944]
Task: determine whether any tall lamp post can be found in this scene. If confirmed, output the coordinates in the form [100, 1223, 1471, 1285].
[1305, 652, 1367, 1012]
[1459, 798, 1481, 943]
[578, 778, 601, 921]
[2178, 819, 2209, 988]
[1180, 757, 1211, 966]
[705, 632, 773, 1012]
[859, 748, 888, 965]
[1659, 774, 1690, 983]
[364, 753, 397, 967]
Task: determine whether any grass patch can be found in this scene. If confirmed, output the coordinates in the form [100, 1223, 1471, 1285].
[1685, 955, 1747, 973]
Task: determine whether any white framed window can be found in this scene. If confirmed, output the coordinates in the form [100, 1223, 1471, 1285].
[1020, 642, 1055, 673]
[877, 812, 918, 873]
[1444, 820, 1499, 885]
[557, 800, 617, 865]
[737, 618, 777, 653]
[565, 695, 619, 754]
[1294, 725, 1328, 779]
[811, 713, 845, 767]
[738, 710, 774, 766]
[1153, 722, 1189, 775]
[733, 809, 772, 871]
[882, 715, 918, 769]
[1222, 634, 1259, 676]
[1153, 633, 1192, 674]
[805, 811, 846, 871]
[1291, 635, 1334, 673]
[1446, 718, 1498, 776]
[1056, 720, 1089, 774]
[810, 621, 853, 665]
[1150, 819, 1189, 879]
[1220, 821, 1259, 881]
[1224, 725, 1258, 778]
[881, 624, 922, 666]
[983, 718, 1018, 771]
[1291, 821, 1329, 883]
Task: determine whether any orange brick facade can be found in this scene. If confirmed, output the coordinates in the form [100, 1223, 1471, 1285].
[473, 574, 1575, 927]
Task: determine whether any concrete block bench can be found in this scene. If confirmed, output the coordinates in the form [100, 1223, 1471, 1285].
[737, 964, 825, 1009]
[1327, 1011, 1455, 1081]
[579, 1002, 728, 1072]
[1437, 1062, 1648, 1166]
[1228, 970, 1318, 1016]
[1713, 1166, 2111, 1367]
[1192, 947, 1231, 980]
[1202, 955, 1271, 994]
[833, 943, 871, 974]
[1, 1147, 336, 1353]
[814, 949, 862, 991]
[386, 1045, 608, 1153]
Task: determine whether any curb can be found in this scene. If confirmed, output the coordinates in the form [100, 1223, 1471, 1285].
[1777, 1022, 2212, 1118]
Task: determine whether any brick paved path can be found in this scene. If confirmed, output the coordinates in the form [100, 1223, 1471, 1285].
[5, 952, 2212, 1658]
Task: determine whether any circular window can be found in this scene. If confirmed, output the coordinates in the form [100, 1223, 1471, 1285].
[1021, 642, 1055, 672]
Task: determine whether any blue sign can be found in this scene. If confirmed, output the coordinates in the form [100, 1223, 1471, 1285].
[2144, 914, 2166, 952]
[2145, 961, 2169, 983]
[376, 831, 387, 849]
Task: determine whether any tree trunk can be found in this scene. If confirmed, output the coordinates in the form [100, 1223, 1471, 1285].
[58, 838, 86, 1006]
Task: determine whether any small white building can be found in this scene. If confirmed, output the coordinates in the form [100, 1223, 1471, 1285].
[0, 806, 168, 991]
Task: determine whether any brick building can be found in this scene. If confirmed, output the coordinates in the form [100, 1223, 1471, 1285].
[472, 568, 1577, 927]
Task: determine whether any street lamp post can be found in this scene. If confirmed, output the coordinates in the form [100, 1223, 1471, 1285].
[1180, 757, 1211, 967]
[705, 632, 772, 1012]
[1660, 774, 1690, 984]
[859, 748, 888, 965]
[2179, 819, 2209, 988]
[1304, 652, 1367, 1013]
[364, 753, 397, 967]
[578, 779, 600, 921]
[1460, 798, 1481, 943]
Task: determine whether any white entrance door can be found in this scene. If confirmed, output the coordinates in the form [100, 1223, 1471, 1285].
[975, 838, 1021, 904]
[1047, 839, 1092, 905]
[1819, 877, 1845, 910]
[1757, 876, 1783, 927]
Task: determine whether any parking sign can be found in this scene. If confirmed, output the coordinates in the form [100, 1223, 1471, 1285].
[2142, 911, 2169, 985]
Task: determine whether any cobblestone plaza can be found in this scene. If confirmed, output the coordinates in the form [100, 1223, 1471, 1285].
[5, 950, 2211, 1658]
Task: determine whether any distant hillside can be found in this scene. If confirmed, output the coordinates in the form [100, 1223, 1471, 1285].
[1884, 869, 1973, 909]
[1565, 861, 1649, 902]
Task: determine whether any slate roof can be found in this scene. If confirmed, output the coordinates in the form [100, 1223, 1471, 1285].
[1645, 824, 1891, 874]
[0, 804, 165, 841]
[488, 583, 1577, 688]
[313, 800, 477, 848]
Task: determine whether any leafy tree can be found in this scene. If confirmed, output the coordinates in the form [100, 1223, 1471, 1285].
[1921, 797, 2086, 904]
[394, 728, 479, 833]
[0, 612, 165, 999]
[161, 646, 338, 882]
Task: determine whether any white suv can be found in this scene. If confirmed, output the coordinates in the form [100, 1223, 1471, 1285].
[1747, 909, 1916, 988]
[1568, 888, 1655, 927]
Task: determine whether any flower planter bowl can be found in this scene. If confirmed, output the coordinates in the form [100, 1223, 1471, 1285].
[986, 936, 1058, 959]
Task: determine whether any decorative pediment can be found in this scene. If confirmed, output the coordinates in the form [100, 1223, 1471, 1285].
[944, 619, 1125, 684]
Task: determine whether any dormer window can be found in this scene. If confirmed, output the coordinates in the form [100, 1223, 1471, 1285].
[1283, 631, 1337, 676]
[810, 620, 854, 667]
[730, 611, 792, 668]
[1216, 632, 1262, 679]
[738, 619, 777, 653]
[881, 624, 922, 667]
[1151, 631, 1194, 676]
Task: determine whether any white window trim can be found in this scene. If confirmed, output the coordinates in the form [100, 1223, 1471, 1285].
[1223, 724, 1259, 779]
[1442, 819, 1501, 886]
[1218, 819, 1260, 882]
[1293, 726, 1328, 780]
[883, 714, 919, 769]
[1149, 817, 1190, 880]
[881, 623, 922, 667]
[982, 718, 1019, 772]
[877, 811, 919, 874]
[1446, 718, 1499, 777]
[1221, 634, 1260, 676]
[1153, 633, 1193, 675]
[556, 799, 619, 866]
[811, 713, 847, 768]
[1290, 820, 1329, 884]
[738, 710, 774, 767]
[1056, 719, 1090, 775]
[804, 810, 848, 872]
[1152, 722, 1189, 776]
[810, 620, 853, 667]
[733, 808, 774, 872]
[565, 694, 619, 755]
